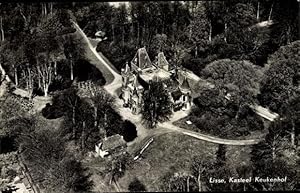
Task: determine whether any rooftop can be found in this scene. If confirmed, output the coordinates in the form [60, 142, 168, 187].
[102, 134, 127, 151]
[180, 77, 191, 91]
[131, 47, 152, 70]
[140, 68, 172, 83]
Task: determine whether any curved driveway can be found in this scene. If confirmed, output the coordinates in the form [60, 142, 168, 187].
[72, 21, 122, 96]
[72, 21, 262, 146]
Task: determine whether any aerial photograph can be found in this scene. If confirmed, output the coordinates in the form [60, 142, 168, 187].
[0, 1, 299, 192]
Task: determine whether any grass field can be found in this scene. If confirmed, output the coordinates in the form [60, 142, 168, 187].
[72, 30, 115, 85]
[114, 133, 251, 192]
[174, 116, 267, 140]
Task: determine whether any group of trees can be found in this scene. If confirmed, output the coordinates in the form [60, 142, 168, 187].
[188, 18, 300, 141]
[1, 86, 138, 191]
[160, 37, 300, 190]
[43, 86, 137, 150]
[159, 145, 227, 192]
[0, 4, 139, 192]
[249, 118, 298, 191]
[69, 1, 300, 75]
[190, 59, 264, 138]
[0, 1, 299, 192]
[141, 79, 173, 128]
[162, 131, 298, 192]
[2, 116, 93, 193]
[0, 3, 99, 98]
[259, 40, 300, 147]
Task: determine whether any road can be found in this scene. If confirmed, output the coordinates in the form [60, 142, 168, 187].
[72, 21, 122, 96]
[72, 21, 262, 146]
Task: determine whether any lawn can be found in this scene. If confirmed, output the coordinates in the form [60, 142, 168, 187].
[85, 132, 252, 192]
[72, 30, 115, 85]
[174, 115, 267, 140]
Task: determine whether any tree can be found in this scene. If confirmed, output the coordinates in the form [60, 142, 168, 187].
[16, 123, 93, 193]
[270, 0, 299, 46]
[190, 155, 214, 192]
[77, 99, 94, 150]
[121, 120, 137, 142]
[171, 43, 190, 70]
[191, 85, 262, 139]
[215, 144, 227, 167]
[164, 172, 198, 192]
[0, 115, 34, 154]
[149, 34, 169, 57]
[250, 118, 297, 191]
[57, 87, 82, 139]
[248, 100, 299, 192]
[280, 93, 300, 147]
[104, 152, 132, 185]
[203, 1, 227, 39]
[91, 90, 122, 137]
[202, 59, 263, 119]
[43, 156, 93, 193]
[128, 177, 146, 192]
[36, 53, 53, 97]
[251, 120, 287, 169]
[63, 34, 85, 81]
[187, 2, 210, 57]
[141, 79, 172, 128]
[0, 43, 26, 87]
[259, 40, 300, 112]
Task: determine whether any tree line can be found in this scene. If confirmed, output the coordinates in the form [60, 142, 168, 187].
[73, 1, 300, 74]
[0, 3, 98, 98]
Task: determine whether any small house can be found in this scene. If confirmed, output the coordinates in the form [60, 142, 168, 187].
[95, 134, 127, 158]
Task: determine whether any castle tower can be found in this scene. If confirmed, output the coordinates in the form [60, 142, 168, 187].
[129, 74, 144, 114]
[121, 62, 131, 106]
[131, 90, 139, 114]
[179, 77, 192, 110]
[157, 52, 170, 71]
[133, 74, 144, 109]
[131, 47, 152, 72]
[121, 61, 131, 87]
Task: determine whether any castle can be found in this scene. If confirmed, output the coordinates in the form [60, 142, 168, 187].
[120, 47, 192, 114]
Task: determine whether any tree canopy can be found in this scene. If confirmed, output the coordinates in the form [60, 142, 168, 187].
[141, 79, 173, 128]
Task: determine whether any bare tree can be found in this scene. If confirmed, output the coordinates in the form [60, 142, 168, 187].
[36, 53, 53, 97]
[0, 16, 4, 42]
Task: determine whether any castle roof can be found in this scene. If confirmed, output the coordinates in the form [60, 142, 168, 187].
[157, 52, 169, 68]
[180, 77, 191, 91]
[131, 47, 152, 70]
[124, 62, 131, 74]
[139, 68, 171, 83]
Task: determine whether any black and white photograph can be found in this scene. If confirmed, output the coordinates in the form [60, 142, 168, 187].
[0, 1, 299, 192]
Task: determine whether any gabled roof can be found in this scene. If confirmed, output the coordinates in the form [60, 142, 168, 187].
[131, 47, 152, 70]
[102, 134, 126, 151]
[124, 62, 131, 74]
[157, 52, 169, 68]
[180, 77, 191, 91]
